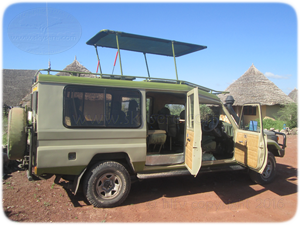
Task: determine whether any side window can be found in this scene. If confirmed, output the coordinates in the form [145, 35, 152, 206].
[63, 86, 141, 128]
[165, 104, 185, 116]
[239, 105, 260, 132]
[187, 94, 194, 128]
[199, 104, 214, 120]
[199, 103, 234, 137]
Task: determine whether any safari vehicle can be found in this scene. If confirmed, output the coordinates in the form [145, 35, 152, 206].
[7, 30, 286, 208]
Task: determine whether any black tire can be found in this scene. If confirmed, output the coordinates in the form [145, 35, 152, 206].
[7, 108, 27, 160]
[249, 152, 276, 184]
[83, 161, 131, 208]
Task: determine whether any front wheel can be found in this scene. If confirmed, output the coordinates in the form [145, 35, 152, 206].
[83, 161, 131, 208]
[249, 152, 276, 184]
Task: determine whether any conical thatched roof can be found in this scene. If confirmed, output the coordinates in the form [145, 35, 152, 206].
[288, 88, 298, 103]
[218, 64, 294, 106]
[0, 69, 37, 106]
[56, 56, 95, 78]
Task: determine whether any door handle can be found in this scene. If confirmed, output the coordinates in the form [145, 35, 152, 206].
[187, 138, 191, 142]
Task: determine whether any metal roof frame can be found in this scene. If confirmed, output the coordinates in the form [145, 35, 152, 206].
[86, 29, 207, 80]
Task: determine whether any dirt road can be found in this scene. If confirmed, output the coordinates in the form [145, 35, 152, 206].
[3, 135, 298, 222]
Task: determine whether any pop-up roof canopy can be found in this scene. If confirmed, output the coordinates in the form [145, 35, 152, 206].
[86, 29, 208, 83]
[86, 29, 207, 57]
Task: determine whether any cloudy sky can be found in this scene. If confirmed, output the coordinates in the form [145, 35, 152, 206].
[2, 2, 298, 94]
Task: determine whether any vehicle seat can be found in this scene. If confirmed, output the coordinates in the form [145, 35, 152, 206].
[147, 130, 167, 153]
[73, 98, 85, 125]
[201, 135, 216, 153]
[157, 107, 179, 150]
[127, 100, 140, 127]
[180, 110, 185, 120]
[110, 102, 126, 126]
[157, 107, 170, 131]
[167, 115, 179, 150]
[179, 110, 185, 133]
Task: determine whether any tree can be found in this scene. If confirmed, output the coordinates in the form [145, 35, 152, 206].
[277, 103, 297, 128]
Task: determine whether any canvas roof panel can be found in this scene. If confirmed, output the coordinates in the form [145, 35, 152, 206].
[86, 29, 207, 57]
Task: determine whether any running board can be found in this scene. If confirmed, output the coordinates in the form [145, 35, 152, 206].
[145, 153, 184, 166]
[137, 170, 190, 179]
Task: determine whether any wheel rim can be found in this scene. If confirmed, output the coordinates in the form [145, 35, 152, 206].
[262, 159, 273, 179]
[96, 173, 122, 199]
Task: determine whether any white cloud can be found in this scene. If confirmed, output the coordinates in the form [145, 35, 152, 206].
[265, 72, 291, 79]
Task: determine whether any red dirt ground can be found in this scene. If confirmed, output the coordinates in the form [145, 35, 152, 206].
[2, 135, 298, 222]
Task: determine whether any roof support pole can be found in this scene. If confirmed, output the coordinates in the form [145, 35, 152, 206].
[94, 46, 102, 77]
[171, 41, 179, 81]
[115, 34, 123, 76]
[143, 53, 151, 78]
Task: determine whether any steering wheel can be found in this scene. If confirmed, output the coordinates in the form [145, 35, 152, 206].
[202, 114, 219, 133]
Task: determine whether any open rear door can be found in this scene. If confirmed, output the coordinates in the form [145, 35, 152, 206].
[234, 104, 268, 173]
[185, 87, 202, 176]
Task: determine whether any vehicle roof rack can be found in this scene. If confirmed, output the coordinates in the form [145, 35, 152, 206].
[36, 69, 228, 95]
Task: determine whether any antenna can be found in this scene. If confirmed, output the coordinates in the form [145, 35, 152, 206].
[46, 3, 51, 74]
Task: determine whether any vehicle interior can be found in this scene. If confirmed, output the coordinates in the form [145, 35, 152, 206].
[145, 91, 235, 166]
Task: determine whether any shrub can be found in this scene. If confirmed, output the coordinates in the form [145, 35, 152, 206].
[262, 118, 286, 131]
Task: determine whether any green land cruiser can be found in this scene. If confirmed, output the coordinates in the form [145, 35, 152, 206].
[7, 30, 286, 208]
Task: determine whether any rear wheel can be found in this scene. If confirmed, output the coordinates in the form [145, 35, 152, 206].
[7, 108, 27, 160]
[83, 161, 131, 208]
[249, 152, 276, 184]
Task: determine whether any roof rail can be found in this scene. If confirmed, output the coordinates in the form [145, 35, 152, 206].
[36, 69, 228, 95]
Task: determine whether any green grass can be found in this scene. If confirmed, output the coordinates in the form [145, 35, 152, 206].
[2, 112, 8, 145]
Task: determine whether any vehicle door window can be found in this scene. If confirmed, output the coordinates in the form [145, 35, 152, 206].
[239, 105, 260, 132]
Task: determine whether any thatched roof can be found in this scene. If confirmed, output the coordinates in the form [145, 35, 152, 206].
[20, 93, 31, 108]
[56, 56, 95, 78]
[218, 64, 294, 106]
[288, 88, 298, 103]
[2, 69, 37, 107]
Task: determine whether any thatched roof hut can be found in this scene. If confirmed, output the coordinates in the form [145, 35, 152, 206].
[218, 64, 294, 106]
[2, 69, 38, 107]
[288, 88, 298, 103]
[56, 56, 95, 78]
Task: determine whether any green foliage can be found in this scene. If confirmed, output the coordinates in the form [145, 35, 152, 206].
[262, 118, 286, 131]
[165, 104, 185, 116]
[276, 103, 298, 128]
[2, 112, 8, 145]
[200, 104, 213, 119]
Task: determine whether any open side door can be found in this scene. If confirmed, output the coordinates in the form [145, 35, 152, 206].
[234, 104, 268, 173]
[185, 87, 202, 176]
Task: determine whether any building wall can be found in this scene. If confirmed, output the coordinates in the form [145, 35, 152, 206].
[232, 105, 280, 126]
[266, 105, 281, 119]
